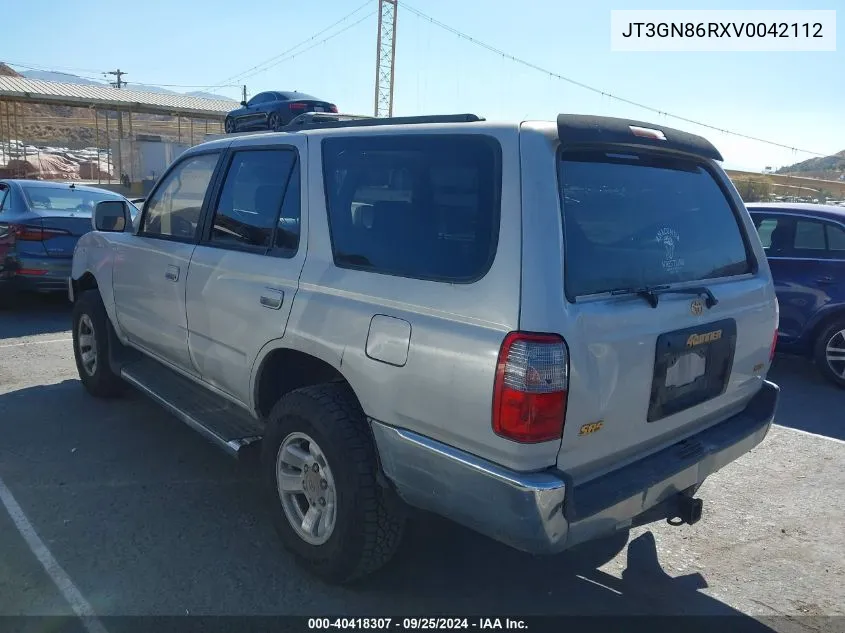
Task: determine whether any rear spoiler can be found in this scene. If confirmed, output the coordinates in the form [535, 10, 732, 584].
[556, 114, 723, 162]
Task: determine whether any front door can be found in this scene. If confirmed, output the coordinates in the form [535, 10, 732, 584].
[185, 141, 306, 403]
[112, 151, 221, 372]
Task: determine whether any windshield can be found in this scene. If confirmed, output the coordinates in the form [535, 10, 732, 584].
[23, 186, 122, 213]
[558, 151, 754, 299]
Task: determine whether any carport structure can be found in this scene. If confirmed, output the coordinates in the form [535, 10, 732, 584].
[0, 75, 232, 187]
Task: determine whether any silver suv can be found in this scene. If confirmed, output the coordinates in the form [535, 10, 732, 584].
[69, 113, 780, 584]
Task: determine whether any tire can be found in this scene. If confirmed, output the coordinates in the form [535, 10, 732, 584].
[72, 289, 125, 398]
[224, 117, 235, 133]
[268, 112, 282, 131]
[813, 317, 845, 388]
[261, 383, 406, 584]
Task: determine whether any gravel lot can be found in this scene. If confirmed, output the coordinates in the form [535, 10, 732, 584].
[0, 296, 843, 632]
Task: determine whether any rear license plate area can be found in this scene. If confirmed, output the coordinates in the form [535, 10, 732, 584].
[313, 106, 325, 112]
[647, 318, 737, 422]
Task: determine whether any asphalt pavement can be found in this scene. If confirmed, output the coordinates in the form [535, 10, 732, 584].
[0, 296, 843, 632]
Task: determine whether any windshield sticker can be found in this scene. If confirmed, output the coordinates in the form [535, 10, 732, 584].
[656, 227, 685, 273]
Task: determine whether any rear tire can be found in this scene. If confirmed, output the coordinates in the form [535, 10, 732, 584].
[224, 117, 235, 133]
[813, 317, 845, 388]
[72, 290, 125, 398]
[261, 382, 405, 584]
[268, 112, 282, 131]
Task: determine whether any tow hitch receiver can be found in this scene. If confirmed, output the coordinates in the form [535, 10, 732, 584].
[668, 495, 703, 526]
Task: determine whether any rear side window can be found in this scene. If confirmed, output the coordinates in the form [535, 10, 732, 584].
[558, 151, 753, 299]
[322, 135, 501, 282]
[795, 220, 825, 250]
[211, 149, 299, 253]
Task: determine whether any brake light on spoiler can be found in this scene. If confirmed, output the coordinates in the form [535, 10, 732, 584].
[629, 125, 667, 141]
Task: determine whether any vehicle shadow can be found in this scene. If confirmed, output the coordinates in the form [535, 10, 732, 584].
[0, 293, 71, 340]
[768, 355, 845, 442]
[355, 513, 776, 629]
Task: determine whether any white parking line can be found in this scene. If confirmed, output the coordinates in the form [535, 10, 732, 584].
[775, 424, 845, 445]
[0, 475, 108, 633]
[0, 338, 72, 349]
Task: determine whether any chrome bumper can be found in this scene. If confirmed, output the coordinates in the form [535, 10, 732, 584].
[371, 380, 779, 555]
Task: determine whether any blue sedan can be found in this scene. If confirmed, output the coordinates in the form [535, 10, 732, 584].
[224, 91, 338, 133]
[748, 202, 845, 387]
[0, 180, 138, 302]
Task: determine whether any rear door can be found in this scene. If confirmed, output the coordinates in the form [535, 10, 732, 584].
[185, 140, 305, 404]
[548, 148, 777, 475]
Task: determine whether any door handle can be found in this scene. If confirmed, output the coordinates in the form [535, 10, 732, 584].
[816, 276, 835, 285]
[260, 289, 284, 310]
[165, 265, 180, 282]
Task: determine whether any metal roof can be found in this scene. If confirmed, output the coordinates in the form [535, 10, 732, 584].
[0, 76, 234, 118]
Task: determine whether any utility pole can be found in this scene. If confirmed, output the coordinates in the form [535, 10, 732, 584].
[106, 70, 127, 186]
[374, 0, 398, 117]
[106, 69, 127, 89]
[242, 85, 248, 104]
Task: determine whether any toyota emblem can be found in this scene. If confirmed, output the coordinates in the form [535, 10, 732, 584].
[690, 299, 705, 316]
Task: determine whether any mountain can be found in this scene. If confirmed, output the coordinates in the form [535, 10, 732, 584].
[776, 150, 845, 182]
[17, 69, 236, 102]
[17, 69, 104, 86]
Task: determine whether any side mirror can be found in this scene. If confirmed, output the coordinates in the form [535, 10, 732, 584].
[93, 200, 131, 232]
[240, 100, 248, 107]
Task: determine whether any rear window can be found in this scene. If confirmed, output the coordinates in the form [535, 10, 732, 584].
[558, 151, 753, 299]
[322, 135, 501, 282]
[23, 186, 120, 212]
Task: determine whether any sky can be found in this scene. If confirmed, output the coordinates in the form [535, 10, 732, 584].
[2, 0, 842, 171]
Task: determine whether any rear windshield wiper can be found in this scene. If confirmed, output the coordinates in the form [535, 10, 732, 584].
[609, 285, 718, 309]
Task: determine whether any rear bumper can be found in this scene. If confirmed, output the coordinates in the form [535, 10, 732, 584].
[371, 379, 778, 555]
[0, 255, 72, 293]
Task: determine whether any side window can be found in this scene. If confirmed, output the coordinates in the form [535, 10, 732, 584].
[826, 224, 845, 253]
[322, 135, 501, 282]
[142, 153, 218, 240]
[211, 149, 297, 251]
[794, 220, 826, 251]
[248, 93, 268, 106]
[0, 186, 8, 212]
[754, 217, 778, 248]
[753, 214, 794, 255]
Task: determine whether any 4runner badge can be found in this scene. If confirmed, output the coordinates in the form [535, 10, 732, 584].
[687, 330, 722, 347]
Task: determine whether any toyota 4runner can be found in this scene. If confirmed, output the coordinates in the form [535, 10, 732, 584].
[69, 113, 780, 584]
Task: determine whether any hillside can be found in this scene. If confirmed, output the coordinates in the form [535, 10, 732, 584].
[776, 150, 845, 181]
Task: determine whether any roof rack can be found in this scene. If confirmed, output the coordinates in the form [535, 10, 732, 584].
[282, 112, 484, 132]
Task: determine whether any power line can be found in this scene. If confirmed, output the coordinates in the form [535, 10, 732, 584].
[403, 3, 829, 158]
[212, 0, 372, 87]
[229, 10, 376, 85]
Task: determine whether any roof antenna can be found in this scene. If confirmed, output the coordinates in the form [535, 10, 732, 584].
[69, 183, 76, 189]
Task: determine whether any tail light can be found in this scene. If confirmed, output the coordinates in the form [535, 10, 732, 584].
[770, 329, 778, 362]
[329, 104, 338, 113]
[492, 332, 569, 443]
[289, 102, 308, 112]
[12, 224, 70, 241]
